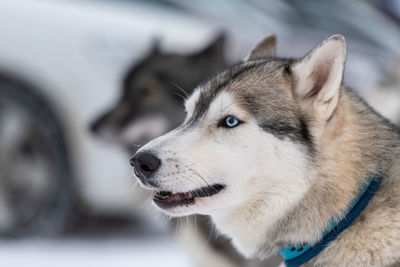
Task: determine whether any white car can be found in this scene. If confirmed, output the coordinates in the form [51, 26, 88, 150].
[0, 0, 218, 235]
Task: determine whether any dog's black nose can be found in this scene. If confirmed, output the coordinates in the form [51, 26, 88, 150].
[130, 152, 161, 182]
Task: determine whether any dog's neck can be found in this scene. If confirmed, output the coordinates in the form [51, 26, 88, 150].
[211, 87, 396, 260]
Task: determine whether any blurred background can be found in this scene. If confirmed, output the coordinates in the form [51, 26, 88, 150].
[0, 0, 400, 266]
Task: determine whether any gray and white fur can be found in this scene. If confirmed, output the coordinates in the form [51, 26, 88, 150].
[132, 34, 400, 266]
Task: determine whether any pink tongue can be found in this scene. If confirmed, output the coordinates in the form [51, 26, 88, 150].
[170, 192, 193, 201]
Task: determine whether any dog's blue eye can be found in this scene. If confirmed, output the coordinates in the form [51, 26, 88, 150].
[221, 116, 241, 128]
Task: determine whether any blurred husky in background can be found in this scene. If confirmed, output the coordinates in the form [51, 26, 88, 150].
[91, 35, 280, 267]
[90, 35, 226, 148]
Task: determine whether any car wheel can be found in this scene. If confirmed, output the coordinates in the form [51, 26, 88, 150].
[0, 74, 75, 236]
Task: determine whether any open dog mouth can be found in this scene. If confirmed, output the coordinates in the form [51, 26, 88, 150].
[153, 184, 225, 209]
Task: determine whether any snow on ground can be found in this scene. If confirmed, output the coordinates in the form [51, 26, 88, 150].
[0, 237, 192, 267]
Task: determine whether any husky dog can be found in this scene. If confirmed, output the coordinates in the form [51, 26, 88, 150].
[91, 35, 226, 148]
[130, 34, 400, 266]
[91, 36, 280, 266]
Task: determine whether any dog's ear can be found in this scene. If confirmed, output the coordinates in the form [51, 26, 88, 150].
[246, 34, 277, 61]
[194, 33, 226, 58]
[149, 38, 161, 55]
[292, 34, 346, 122]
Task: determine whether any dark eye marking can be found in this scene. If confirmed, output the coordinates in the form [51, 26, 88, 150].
[218, 115, 242, 128]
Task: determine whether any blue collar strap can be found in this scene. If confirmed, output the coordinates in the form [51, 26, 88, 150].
[280, 171, 383, 267]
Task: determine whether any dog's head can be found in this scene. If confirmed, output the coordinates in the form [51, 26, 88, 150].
[90, 34, 226, 149]
[131, 34, 346, 218]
